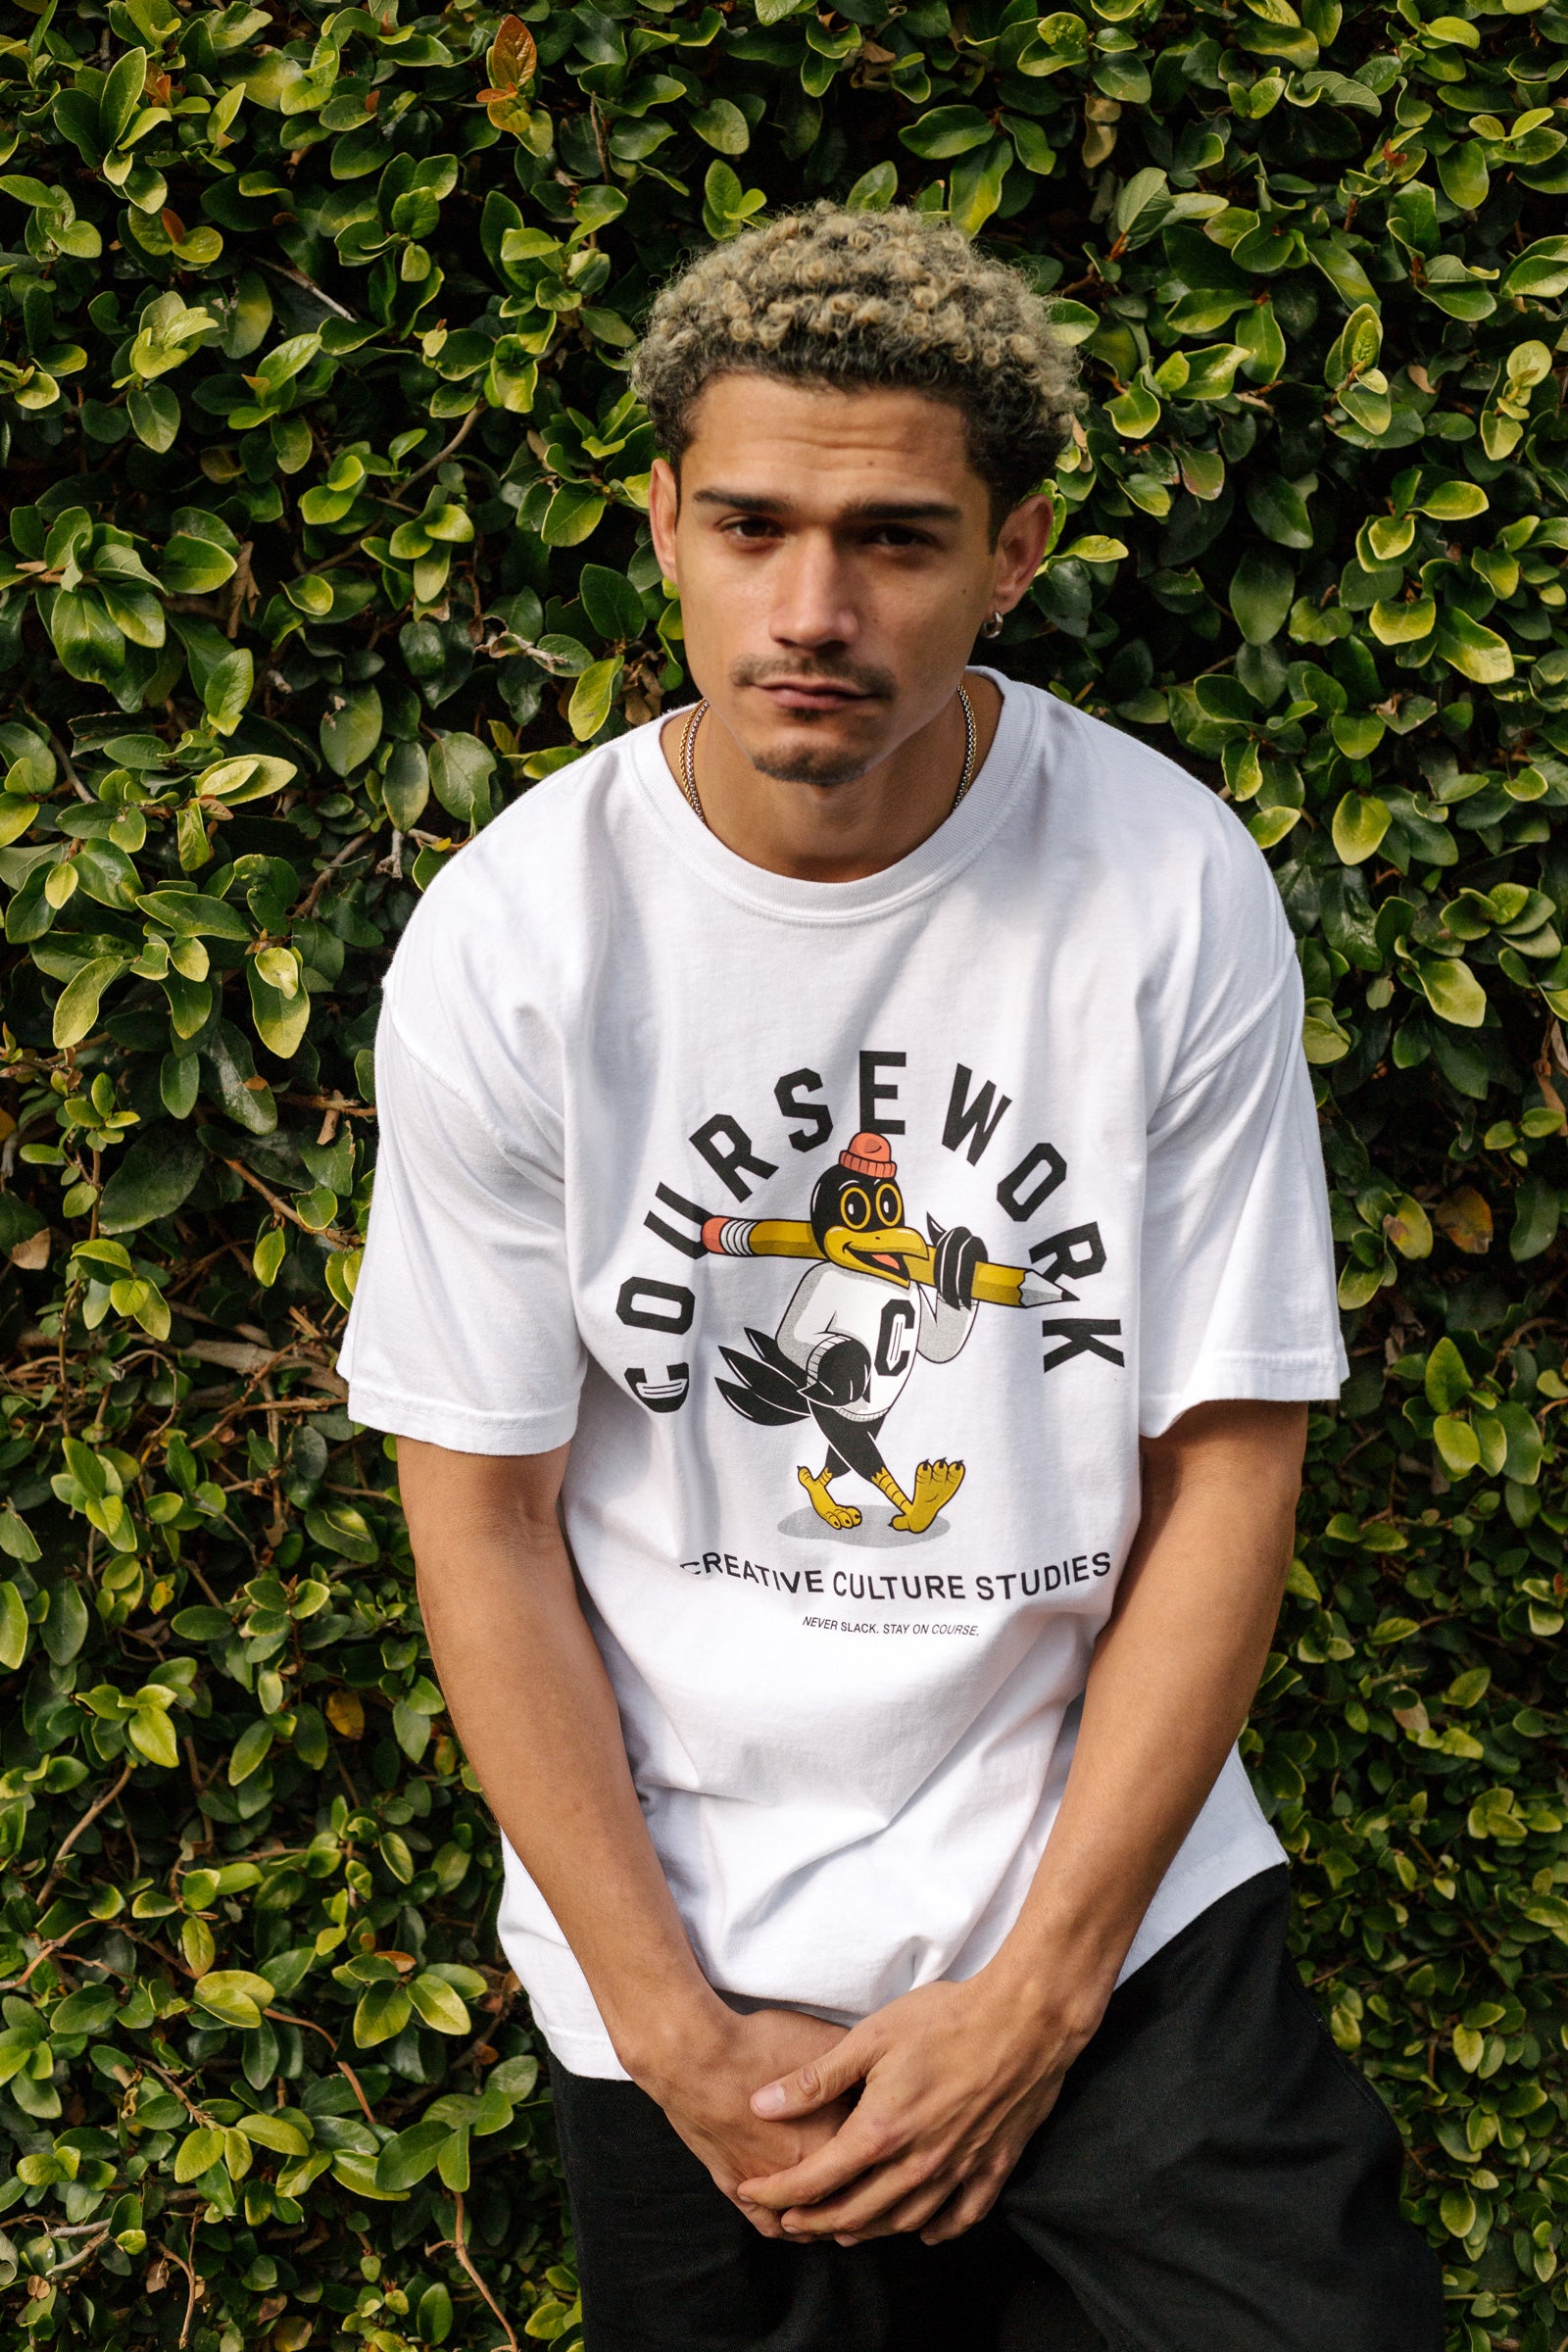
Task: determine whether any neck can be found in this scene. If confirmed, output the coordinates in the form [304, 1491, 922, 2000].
[659, 670, 1003, 883]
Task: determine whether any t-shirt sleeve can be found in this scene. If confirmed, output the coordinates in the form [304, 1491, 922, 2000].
[336, 1008, 585, 1455]
[1137, 948, 1348, 1439]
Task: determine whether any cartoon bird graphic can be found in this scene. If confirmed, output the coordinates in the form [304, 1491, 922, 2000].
[705, 1133, 1063, 1535]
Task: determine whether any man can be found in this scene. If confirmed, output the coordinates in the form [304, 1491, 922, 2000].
[338, 205, 1444, 2351]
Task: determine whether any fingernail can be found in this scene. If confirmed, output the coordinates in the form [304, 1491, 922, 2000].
[752, 2083, 787, 2116]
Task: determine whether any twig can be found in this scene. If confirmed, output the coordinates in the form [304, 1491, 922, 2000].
[265, 2006, 337, 2047]
[134, 2058, 217, 2128]
[292, 834, 372, 922]
[33, 1757, 136, 1915]
[46, 729, 93, 805]
[251, 254, 362, 323]
[337, 2059, 379, 2125]
[448, 2190, 519, 2352]
[221, 1157, 358, 1250]
[0, 1921, 93, 1992]
[404, 404, 481, 494]
[163, 2217, 204, 2351]
[41, 2228, 111, 2278]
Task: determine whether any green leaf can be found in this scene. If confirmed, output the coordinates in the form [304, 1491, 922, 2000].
[98, 1127, 205, 1234]
[127, 384, 180, 453]
[0, 1581, 29, 1671]
[53, 954, 129, 1049]
[1228, 547, 1294, 644]
[1246, 475, 1314, 550]
[689, 98, 750, 152]
[228, 1718, 274, 1785]
[567, 657, 623, 742]
[1331, 793, 1390, 864]
[204, 648, 254, 734]
[353, 1982, 413, 2046]
[408, 1972, 471, 2034]
[541, 485, 607, 546]
[429, 732, 496, 828]
[374, 2120, 451, 2192]
[1511, 1174, 1560, 1262]
[1433, 608, 1512, 685]
[900, 105, 993, 160]
[192, 1969, 275, 2030]
[319, 686, 382, 777]
[1501, 236, 1568, 299]
[174, 2126, 224, 2182]
[1433, 1413, 1480, 1475]
[845, 163, 898, 212]
[1425, 1337, 1473, 1411]
[1414, 956, 1487, 1028]
[135, 889, 251, 939]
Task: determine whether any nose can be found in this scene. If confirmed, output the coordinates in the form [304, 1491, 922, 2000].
[768, 530, 859, 652]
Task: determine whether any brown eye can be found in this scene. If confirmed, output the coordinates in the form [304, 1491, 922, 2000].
[840, 1187, 871, 1229]
[877, 1184, 903, 1227]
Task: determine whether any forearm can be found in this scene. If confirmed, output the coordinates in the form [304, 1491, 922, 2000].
[986, 1400, 1305, 2015]
[401, 1443, 728, 2081]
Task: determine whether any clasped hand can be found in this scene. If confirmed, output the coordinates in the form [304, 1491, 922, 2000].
[654, 1972, 1101, 2248]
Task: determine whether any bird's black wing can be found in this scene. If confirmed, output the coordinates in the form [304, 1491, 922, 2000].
[715, 1328, 808, 1426]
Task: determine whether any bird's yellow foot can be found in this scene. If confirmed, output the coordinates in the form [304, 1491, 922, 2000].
[799, 1464, 861, 1531]
[877, 1459, 965, 1534]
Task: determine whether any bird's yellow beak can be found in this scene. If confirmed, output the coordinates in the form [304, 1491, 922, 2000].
[822, 1222, 925, 1288]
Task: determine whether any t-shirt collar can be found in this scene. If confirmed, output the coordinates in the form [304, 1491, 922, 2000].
[624, 662, 1040, 925]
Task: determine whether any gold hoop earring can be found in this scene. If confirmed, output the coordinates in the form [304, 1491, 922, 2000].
[981, 611, 1004, 639]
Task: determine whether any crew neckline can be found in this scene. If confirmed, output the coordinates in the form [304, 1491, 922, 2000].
[625, 664, 1042, 926]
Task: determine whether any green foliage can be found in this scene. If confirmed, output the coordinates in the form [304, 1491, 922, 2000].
[0, 0, 1565, 2333]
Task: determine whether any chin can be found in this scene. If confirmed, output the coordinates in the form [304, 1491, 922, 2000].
[750, 744, 872, 788]
[743, 713, 891, 790]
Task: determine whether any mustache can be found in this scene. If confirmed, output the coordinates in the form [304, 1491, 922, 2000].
[730, 658, 897, 700]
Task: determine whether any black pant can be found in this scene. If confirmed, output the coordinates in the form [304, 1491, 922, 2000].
[546, 1867, 1445, 2352]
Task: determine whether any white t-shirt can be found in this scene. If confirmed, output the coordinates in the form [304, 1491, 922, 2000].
[338, 669, 1348, 2080]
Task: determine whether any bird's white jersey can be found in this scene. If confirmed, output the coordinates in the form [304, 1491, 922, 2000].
[775, 1260, 977, 1422]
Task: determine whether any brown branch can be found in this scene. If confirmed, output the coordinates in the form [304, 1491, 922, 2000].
[0, 1920, 93, 1991]
[221, 1157, 358, 1250]
[32, 1757, 136, 1915]
[450, 2190, 519, 2352]
[403, 403, 482, 494]
[265, 2006, 338, 2047]
[42, 2227, 112, 2278]
[337, 2058, 379, 2125]
[292, 834, 372, 921]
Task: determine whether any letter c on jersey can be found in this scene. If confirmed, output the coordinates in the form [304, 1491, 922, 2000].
[874, 1297, 917, 1378]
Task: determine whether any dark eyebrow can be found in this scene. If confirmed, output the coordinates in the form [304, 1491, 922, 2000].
[690, 489, 964, 525]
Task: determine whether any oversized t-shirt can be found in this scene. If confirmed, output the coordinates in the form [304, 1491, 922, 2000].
[337, 667, 1348, 2080]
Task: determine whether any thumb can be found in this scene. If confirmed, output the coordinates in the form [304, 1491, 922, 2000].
[751, 2035, 869, 2120]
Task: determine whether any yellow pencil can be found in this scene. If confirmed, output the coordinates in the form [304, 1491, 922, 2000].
[700, 1217, 1064, 1308]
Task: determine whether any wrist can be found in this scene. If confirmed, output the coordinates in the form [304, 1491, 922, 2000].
[609, 1982, 740, 2098]
[979, 1906, 1131, 2041]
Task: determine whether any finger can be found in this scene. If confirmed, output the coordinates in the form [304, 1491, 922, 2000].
[775, 2150, 960, 2240]
[808, 2175, 962, 2244]
[729, 2189, 787, 2240]
[751, 2033, 874, 2121]
[917, 2166, 1007, 2246]
[738, 2109, 897, 2210]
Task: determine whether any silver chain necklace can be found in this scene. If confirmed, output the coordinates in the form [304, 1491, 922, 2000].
[677, 681, 977, 831]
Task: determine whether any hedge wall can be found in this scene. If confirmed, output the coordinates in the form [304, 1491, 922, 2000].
[0, 0, 1566, 2336]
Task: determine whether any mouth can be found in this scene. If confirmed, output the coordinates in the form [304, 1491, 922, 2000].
[753, 680, 879, 715]
[853, 1247, 906, 1275]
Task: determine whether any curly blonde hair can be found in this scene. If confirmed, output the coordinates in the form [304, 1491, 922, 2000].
[631, 204, 1081, 530]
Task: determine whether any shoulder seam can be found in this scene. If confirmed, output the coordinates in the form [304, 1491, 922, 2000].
[1158, 946, 1300, 1104]
[380, 1001, 559, 1176]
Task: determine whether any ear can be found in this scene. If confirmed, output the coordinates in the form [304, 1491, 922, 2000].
[649, 457, 681, 585]
[990, 489, 1054, 617]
